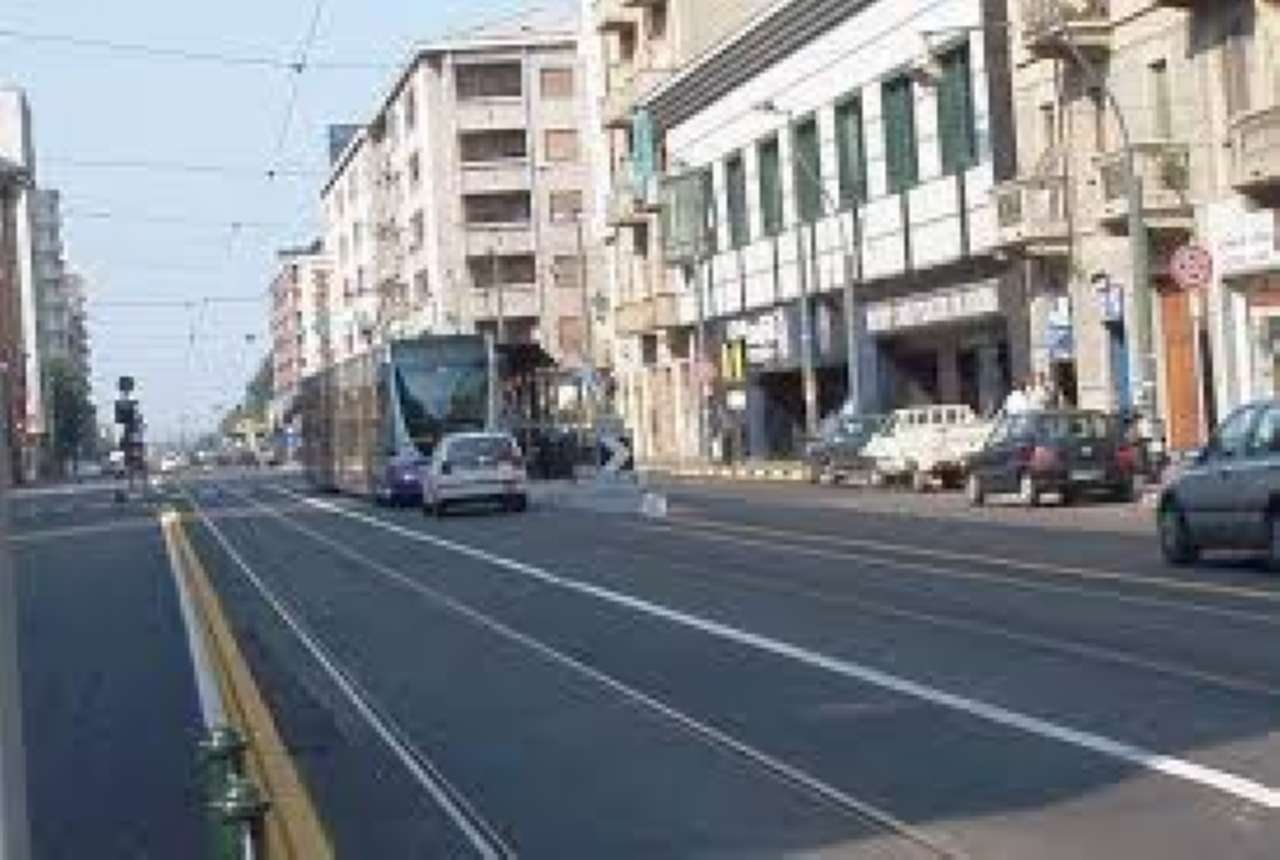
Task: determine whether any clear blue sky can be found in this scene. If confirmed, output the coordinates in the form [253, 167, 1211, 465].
[1, 0, 572, 443]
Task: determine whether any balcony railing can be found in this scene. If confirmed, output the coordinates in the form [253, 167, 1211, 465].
[1021, 0, 1112, 60]
[1095, 141, 1193, 234]
[615, 297, 655, 334]
[1229, 105, 1280, 204]
[470, 285, 539, 320]
[993, 174, 1070, 256]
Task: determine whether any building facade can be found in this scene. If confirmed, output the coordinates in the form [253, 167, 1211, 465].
[0, 88, 43, 479]
[610, 0, 1025, 462]
[1002, 0, 1280, 453]
[320, 11, 602, 371]
[268, 243, 332, 425]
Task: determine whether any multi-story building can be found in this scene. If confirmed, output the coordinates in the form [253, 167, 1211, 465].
[320, 10, 600, 370]
[268, 242, 332, 425]
[1001, 0, 1280, 452]
[611, 0, 1026, 461]
[0, 157, 27, 482]
[0, 88, 43, 479]
[591, 0, 778, 462]
[31, 189, 67, 363]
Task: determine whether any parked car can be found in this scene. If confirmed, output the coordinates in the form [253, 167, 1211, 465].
[863, 404, 994, 491]
[422, 432, 529, 516]
[1157, 400, 1280, 569]
[965, 409, 1138, 506]
[803, 411, 888, 484]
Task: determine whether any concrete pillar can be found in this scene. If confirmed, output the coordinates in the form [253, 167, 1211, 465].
[937, 336, 961, 404]
[747, 377, 768, 459]
[978, 342, 1004, 417]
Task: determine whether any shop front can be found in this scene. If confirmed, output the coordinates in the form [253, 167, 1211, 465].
[1208, 201, 1280, 419]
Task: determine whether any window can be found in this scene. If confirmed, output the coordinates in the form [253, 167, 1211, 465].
[459, 129, 527, 162]
[464, 191, 531, 225]
[456, 62, 523, 99]
[545, 129, 580, 162]
[467, 254, 536, 287]
[549, 190, 583, 222]
[700, 168, 717, 254]
[937, 43, 977, 175]
[408, 152, 421, 187]
[540, 67, 574, 99]
[1209, 405, 1257, 459]
[352, 221, 363, 255]
[553, 255, 581, 290]
[558, 316, 585, 356]
[757, 135, 783, 237]
[410, 210, 425, 249]
[1039, 102, 1057, 150]
[648, 2, 668, 39]
[404, 86, 417, 131]
[1222, 17, 1252, 118]
[835, 97, 867, 206]
[791, 116, 822, 222]
[1089, 88, 1107, 152]
[882, 75, 919, 192]
[725, 152, 749, 248]
[1248, 406, 1280, 455]
[1150, 59, 1172, 139]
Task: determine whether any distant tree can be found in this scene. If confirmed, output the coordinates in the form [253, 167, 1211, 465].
[44, 357, 94, 474]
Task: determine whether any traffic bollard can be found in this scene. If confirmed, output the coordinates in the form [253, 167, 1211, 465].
[210, 774, 270, 860]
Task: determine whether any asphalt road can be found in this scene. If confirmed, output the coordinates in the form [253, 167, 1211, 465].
[171, 471, 1280, 858]
[9, 480, 204, 859]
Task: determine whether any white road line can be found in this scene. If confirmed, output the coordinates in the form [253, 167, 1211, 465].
[228, 486, 956, 856]
[277, 486, 1280, 812]
[187, 495, 513, 860]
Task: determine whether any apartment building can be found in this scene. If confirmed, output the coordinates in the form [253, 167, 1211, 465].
[611, 0, 1023, 461]
[31, 189, 68, 364]
[268, 242, 332, 424]
[320, 11, 600, 370]
[0, 158, 26, 482]
[0, 88, 43, 479]
[592, 0, 778, 461]
[1002, 0, 1280, 452]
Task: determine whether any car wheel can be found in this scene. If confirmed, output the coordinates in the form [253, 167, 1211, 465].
[1111, 475, 1138, 504]
[1158, 501, 1199, 566]
[965, 473, 985, 507]
[509, 494, 528, 513]
[1263, 510, 1280, 574]
[1018, 472, 1040, 508]
[1060, 487, 1076, 507]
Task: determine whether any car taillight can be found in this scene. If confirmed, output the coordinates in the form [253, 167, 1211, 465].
[1116, 445, 1137, 472]
[1031, 445, 1058, 470]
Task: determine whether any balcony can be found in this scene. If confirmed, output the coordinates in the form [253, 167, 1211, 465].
[464, 223, 536, 257]
[603, 64, 671, 129]
[1095, 141, 1193, 235]
[596, 0, 637, 34]
[459, 158, 531, 195]
[607, 159, 661, 227]
[454, 98, 527, 131]
[470, 286, 539, 320]
[652, 292, 682, 329]
[1021, 0, 1112, 61]
[1230, 105, 1280, 205]
[993, 175, 1070, 256]
[615, 297, 655, 335]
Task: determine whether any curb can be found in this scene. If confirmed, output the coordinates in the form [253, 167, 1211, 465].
[166, 515, 334, 860]
[643, 465, 807, 483]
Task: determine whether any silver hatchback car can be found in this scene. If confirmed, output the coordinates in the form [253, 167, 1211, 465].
[1157, 401, 1280, 569]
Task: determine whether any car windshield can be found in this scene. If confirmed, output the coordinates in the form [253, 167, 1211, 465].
[446, 435, 517, 466]
[1039, 413, 1111, 440]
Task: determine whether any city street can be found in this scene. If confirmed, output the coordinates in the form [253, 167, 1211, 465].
[164, 472, 1280, 858]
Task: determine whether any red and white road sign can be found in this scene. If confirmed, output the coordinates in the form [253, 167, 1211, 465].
[1170, 244, 1213, 290]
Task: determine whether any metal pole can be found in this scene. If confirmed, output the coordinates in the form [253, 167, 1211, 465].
[0, 368, 31, 860]
[490, 250, 504, 346]
[1052, 5, 1155, 429]
[795, 222, 818, 439]
[576, 216, 596, 430]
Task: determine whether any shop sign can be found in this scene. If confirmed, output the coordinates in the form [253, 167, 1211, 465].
[727, 309, 782, 365]
[1091, 273, 1124, 323]
[1170, 243, 1214, 290]
[1209, 201, 1280, 279]
[865, 280, 999, 334]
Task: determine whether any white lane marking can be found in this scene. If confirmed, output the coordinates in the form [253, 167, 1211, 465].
[230, 487, 954, 855]
[279, 486, 1280, 811]
[159, 510, 226, 729]
[668, 512, 1280, 605]
[188, 495, 512, 860]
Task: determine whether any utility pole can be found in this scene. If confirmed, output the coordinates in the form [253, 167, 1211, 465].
[0, 368, 31, 860]
[490, 249, 505, 345]
[576, 215, 597, 429]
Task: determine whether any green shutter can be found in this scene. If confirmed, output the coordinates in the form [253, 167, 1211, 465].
[835, 97, 866, 206]
[883, 76, 918, 193]
[725, 153, 749, 248]
[792, 117, 821, 223]
[938, 44, 976, 175]
[758, 137, 782, 236]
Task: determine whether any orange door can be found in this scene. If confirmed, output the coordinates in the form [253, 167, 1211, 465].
[1160, 288, 1202, 451]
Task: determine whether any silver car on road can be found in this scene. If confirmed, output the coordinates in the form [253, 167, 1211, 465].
[1157, 400, 1280, 569]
